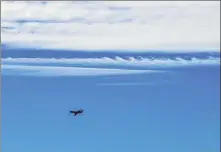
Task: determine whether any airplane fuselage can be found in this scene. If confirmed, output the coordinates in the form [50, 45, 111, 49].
[70, 110, 83, 116]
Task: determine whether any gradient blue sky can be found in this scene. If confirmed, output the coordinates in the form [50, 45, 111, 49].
[1, 1, 220, 152]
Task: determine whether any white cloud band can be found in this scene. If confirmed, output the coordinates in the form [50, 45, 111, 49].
[1, 1, 220, 52]
[2, 64, 159, 77]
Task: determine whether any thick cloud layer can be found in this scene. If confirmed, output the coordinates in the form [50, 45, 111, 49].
[1, 1, 220, 52]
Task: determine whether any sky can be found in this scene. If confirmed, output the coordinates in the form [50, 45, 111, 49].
[1, 1, 220, 152]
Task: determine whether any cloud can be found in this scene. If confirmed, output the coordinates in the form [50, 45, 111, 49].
[1, 1, 220, 52]
[1, 65, 159, 77]
[2, 57, 220, 68]
[3, 56, 219, 77]
[96, 82, 159, 86]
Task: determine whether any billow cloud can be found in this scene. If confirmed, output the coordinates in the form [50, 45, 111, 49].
[2, 56, 219, 76]
[2, 57, 220, 67]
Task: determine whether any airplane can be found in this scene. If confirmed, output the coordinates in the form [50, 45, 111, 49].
[69, 109, 84, 116]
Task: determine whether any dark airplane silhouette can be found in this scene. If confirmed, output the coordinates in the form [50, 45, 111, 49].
[70, 109, 84, 116]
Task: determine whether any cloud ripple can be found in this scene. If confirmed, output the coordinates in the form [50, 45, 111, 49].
[2, 56, 219, 76]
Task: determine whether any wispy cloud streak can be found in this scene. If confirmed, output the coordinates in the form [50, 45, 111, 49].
[97, 82, 159, 86]
[2, 65, 159, 77]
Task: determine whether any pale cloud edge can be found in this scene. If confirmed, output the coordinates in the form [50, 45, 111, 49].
[1, 1, 220, 52]
[1, 65, 160, 77]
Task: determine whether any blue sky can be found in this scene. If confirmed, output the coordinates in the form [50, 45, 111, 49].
[1, 1, 220, 152]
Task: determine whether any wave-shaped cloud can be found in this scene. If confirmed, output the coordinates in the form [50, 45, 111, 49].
[1, 1, 220, 52]
[2, 65, 159, 77]
[2, 56, 219, 77]
[2, 57, 220, 68]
